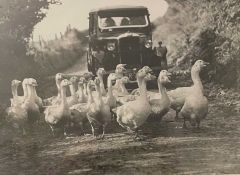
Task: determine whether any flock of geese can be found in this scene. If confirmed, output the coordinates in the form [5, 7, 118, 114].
[6, 60, 209, 139]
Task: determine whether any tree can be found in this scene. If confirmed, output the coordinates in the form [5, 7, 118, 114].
[0, 0, 61, 102]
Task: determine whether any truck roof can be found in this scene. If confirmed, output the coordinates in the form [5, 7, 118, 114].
[90, 5, 148, 14]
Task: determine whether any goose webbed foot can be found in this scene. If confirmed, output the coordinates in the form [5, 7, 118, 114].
[100, 125, 106, 139]
[133, 130, 144, 141]
[175, 111, 180, 121]
[49, 125, 56, 136]
[22, 128, 27, 136]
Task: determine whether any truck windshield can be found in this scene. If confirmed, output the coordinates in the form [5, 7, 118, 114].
[98, 15, 148, 29]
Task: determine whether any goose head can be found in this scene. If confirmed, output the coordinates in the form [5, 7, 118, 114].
[27, 78, 38, 87]
[11, 80, 21, 98]
[69, 76, 78, 86]
[60, 79, 71, 88]
[11, 80, 21, 87]
[192, 60, 209, 73]
[115, 64, 126, 74]
[137, 66, 153, 79]
[78, 77, 85, 88]
[159, 70, 172, 85]
[87, 80, 95, 90]
[142, 66, 153, 74]
[55, 73, 63, 82]
[96, 68, 106, 77]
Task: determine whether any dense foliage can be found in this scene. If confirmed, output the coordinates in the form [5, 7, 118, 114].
[153, 0, 240, 88]
[28, 26, 87, 75]
[0, 0, 62, 102]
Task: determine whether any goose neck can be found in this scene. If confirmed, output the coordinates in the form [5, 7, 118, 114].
[56, 79, 61, 89]
[57, 87, 61, 98]
[191, 68, 204, 94]
[139, 78, 148, 99]
[27, 85, 35, 101]
[69, 83, 77, 96]
[22, 83, 28, 98]
[97, 74, 105, 89]
[87, 87, 94, 106]
[60, 86, 68, 106]
[11, 85, 18, 98]
[107, 79, 113, 98]
[78, 85, 84, 96]
[158, 80, 168, 99]
[32, 86, 38, 98]
[83, 83, 88, 96]
[96, 85, 103, 104]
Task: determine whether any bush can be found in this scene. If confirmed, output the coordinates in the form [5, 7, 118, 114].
[154, 0, 240, 88]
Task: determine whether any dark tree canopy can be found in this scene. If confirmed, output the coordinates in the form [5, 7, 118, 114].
[0, 0, 61, 102]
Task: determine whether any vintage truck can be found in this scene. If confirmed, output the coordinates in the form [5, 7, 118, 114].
[87, 5, 161, 76]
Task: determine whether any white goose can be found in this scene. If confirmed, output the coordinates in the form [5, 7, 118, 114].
[10, 78, 28, 107]
[69, 80, 95, 135]
[76, 77, 87, 103]
[113, 76, 130, 97]
[6, 80, 28, 135]
[167, 60, 209, 119]
[96, 68, 107, 96]
[43, 73, 63, 106]
[103, 73, 120, 109]
[9, 80, 23, 106]
[22, 79, 40, 125]
[113, 67, 153, 139]
[148, 70, 171, 121]
[28, 78, 43, 111]
[44, 79, 71, 135]
[112, 64, 126, 91]
[67, 76, 79, 107]
[87, 78, 111, 139]
[178, 60, 209, 128]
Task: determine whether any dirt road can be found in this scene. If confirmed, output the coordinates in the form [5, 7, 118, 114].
[0, 58, 240, 175]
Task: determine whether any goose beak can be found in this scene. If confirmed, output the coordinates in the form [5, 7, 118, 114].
[203, 61, 210, 67]
[33, 82, 38, 87]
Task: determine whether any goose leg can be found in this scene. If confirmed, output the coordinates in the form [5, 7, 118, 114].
[90, 123, 96, 137]
[183, 117, 187, 129]
[79, 122, 85, 135]
[175, 110, 180, 121]
[63, 126, 68, 137]
[101, 124, 107, 139]
[49, 125, 55, 136]
[134, 129, 143, 141]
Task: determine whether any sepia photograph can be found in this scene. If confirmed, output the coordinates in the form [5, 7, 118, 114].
[0, 0, 240, 174]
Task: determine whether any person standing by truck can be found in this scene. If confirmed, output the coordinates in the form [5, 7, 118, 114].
[154, 41, 168, 70]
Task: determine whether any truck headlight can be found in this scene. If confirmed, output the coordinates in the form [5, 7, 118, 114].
[145, 40, 152, 48]
[107, 42, 116, 51]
